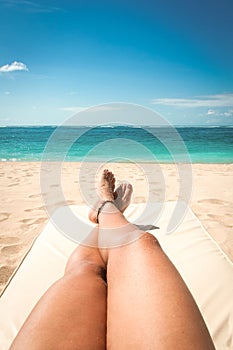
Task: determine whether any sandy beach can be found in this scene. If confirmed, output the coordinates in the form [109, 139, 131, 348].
[0, 162, 233, 294]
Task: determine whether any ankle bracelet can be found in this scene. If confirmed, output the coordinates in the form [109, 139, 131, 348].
[96, 200, 115, 224]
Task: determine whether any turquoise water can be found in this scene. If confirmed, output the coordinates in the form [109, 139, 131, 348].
[0, 126, 232, 163]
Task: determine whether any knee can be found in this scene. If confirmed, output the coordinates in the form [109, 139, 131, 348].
[77, 259, 104, 275]
[78, 260, 107, 285]
[66, 245, 104, 272]
[65, 248, 82, 273]
[66, 258, 107, 283]
[138, 232, 161, 249]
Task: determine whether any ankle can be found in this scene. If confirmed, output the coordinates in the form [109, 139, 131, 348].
[97, 201, 118, 224]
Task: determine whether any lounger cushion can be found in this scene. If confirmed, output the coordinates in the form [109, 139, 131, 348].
[0, 202, 232, 350]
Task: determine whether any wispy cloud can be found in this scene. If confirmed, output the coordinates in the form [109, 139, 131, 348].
[206, 109, 233, 117]
[0, 61, 28, 72]
[1, 0, 62, 13]
[151, 93, 233, 108]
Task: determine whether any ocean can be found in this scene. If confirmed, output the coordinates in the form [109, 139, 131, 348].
[0, 126, 232, 163]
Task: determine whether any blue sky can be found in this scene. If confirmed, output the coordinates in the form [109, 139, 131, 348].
[0, 0, 233, 125]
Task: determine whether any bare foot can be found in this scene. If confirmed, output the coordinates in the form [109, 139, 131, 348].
[97, 169, 115, 202]
[88, 169, 116, 223]
[114, 182, 133, 213]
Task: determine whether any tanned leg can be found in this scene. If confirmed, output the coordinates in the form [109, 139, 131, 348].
[9, 227, 107, 350]
[96, 171, 215, 350]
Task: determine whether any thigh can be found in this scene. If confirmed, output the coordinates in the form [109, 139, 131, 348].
[106, 233, 215, 350]
[10, 263, 107, 350]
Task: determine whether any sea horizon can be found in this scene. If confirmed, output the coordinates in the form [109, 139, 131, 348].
[1, 125, 233, 163]
[1, 124, 233, 127]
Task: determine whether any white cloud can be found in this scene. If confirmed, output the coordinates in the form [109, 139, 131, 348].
[151, 93, 233, 108]
[207, 109, 215, 115]
[4, 91, 11, 95]
[223, 111, 233, 117]
[0, 61, 28, 73]
[206, 109, 233, 117]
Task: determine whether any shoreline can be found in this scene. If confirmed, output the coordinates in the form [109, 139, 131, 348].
[0, 162, 233, 293]
[1, 161, 233, 164]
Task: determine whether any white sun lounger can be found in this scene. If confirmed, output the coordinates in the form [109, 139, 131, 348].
[0, 202, 233, 350]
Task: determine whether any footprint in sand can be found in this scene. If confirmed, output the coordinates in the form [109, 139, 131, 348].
[33, 218, 47, 225]
[198, 199, 228, 205]
[24, 205, 44, 212]
[29, 193, 41, 199]
[1, 244, 23, 255]
[20, 218, 35, 224]
[66, 200, 76, 205]
[0, 236, 20, 245]
[8, 183, 20, 187]
[8, 176, 20, 181]
[207, 214, 233, 228]
[0, 212, 10, 222]
[20, 217, 47, 225]
[0, 265, 15, 285]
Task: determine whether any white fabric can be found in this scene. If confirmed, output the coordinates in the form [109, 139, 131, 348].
[0, 202, 233, 350]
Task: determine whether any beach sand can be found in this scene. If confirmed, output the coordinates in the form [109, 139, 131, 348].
[0, 162, 233, 294]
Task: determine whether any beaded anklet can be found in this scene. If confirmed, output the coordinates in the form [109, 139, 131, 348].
[96, 200, 115, 224]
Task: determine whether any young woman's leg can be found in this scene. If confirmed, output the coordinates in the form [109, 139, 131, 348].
[100, 204, 215, 349]
[10, 228, 107, 350]
[95, 171, 215, 350]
